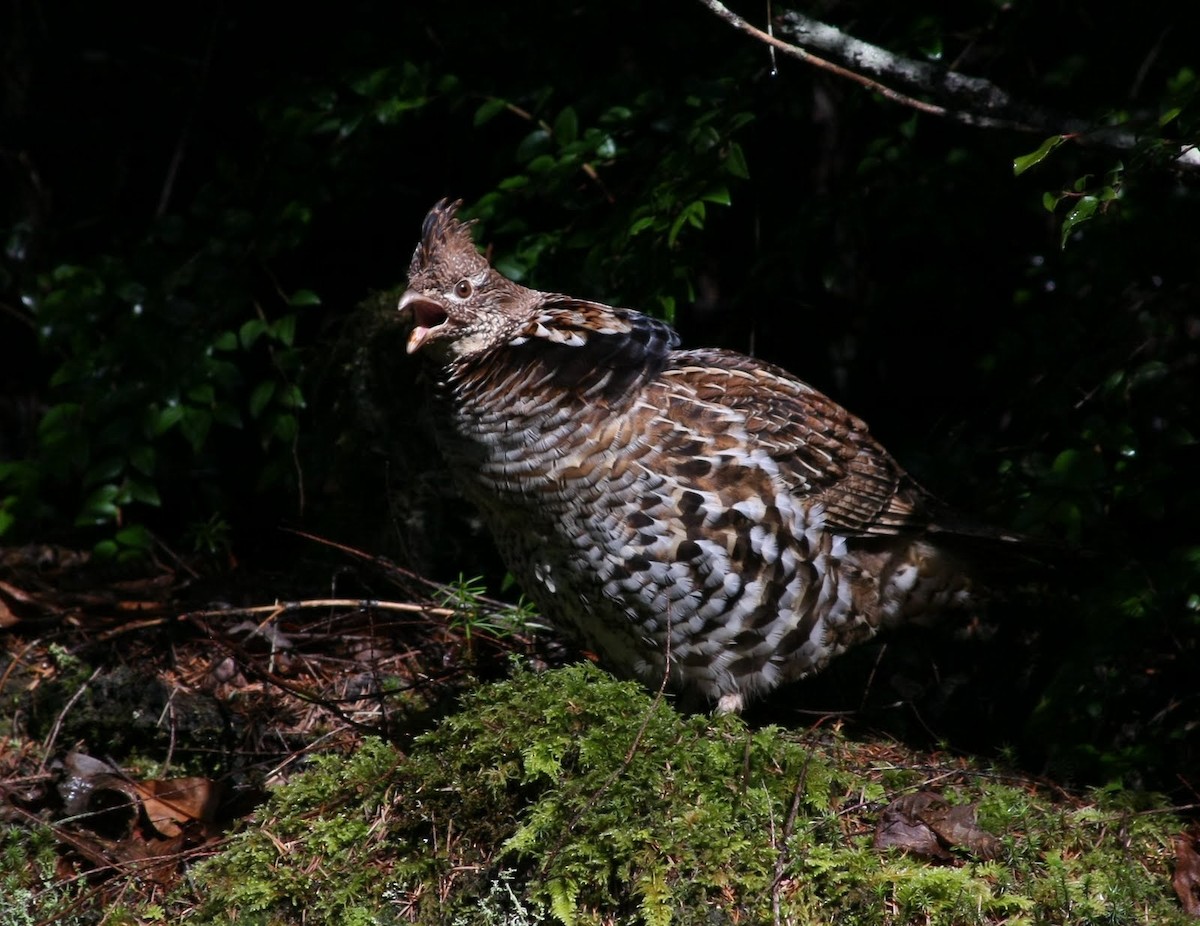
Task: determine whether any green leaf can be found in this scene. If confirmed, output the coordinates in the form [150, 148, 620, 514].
[249, 381, 276, 418]
[1051, 449, 1081, 477]
[351, 66, 390, 97]
[526, 154, 557, 174]
[515, 128, 551, 164]
[187, 383, 216, 405]
[1167, 65, 1197, 94]
[1013, 135, 1066, 175]
[115, 280, 146, 305]
[473, 97, 507, 126]
[493, 255, 528, 280]
[374, 95, 429, 124]
[0, 506, 15, 537]
[1042, 191, 1061, 213]
[590, 131, 617, 159]
[129, 445, 156, 476]
[278, 384, 305, 409]
[554, 106, 579, 145]
[287, 289, 321, 307]
[37, 403, 81, 438]
[919, 36, 943, 62]
[77, 484, 121, 525]
[701, 186, 732, 206]
[239, 318, 268, 349]
[1060, 195, 1099, 248]
[151, 404, 185, 435]
[271, 314, 297, 346]
[49, 363, 79, 388]
[84, 457, 125, 487]
[180, 407, 213, 452]
[498, 174, 530, 191]
[213, 402, 243, 428]
[272, 413, 298, 443]
[667, 201, 705, 247]
[93, 539, 119, 559]
[128, 479, 162, 507]
[206, 359, 242, 391]
[628, 215, 657, 236]
[212, 330, 239, 352]
[115, 524, 154, 550]
[724, 141, 750, 179]
[1129, 360, 1169, 389]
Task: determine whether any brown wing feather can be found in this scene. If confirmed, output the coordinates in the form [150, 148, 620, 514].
[658, 348, 936, 537]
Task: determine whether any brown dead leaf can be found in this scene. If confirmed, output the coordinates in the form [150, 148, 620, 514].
[0, 578, 49, 626]
[134, 777, 220, 838]
[1175, 832, 1200, 917]
[874, 791, 1001, 861]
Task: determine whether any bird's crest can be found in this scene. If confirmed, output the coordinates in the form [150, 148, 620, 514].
[410, 198, 480, 277]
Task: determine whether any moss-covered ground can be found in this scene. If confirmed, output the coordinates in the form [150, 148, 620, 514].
[82, 663, 1191, 926]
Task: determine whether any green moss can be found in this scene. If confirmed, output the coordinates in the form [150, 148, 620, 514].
[169, 663, 1192, 925]
[0, 823, 92, 926]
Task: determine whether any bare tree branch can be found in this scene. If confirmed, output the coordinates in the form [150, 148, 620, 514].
[774, 9, 1050, 131]
[697, 0, 1200, 170]
[695, 0, 954, 121]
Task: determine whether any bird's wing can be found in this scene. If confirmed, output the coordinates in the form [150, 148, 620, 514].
[653, 348, 935, 537]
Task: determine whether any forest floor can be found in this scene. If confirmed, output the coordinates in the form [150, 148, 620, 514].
[2, 537, 1198, 924]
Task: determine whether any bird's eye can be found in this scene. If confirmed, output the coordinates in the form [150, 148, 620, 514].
[454, 279, 473, 299]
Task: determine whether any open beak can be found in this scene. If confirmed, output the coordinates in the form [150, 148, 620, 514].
[398, 291, 449, 354]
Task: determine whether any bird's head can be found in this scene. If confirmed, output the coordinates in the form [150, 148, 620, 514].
[399, 199, 539, 362]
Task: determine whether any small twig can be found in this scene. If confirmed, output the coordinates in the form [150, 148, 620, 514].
[158, 686, 179, 774]
[0, 637, 40, 697]
[148, 529, 201, 580]
[283, 527, 521, 613]
[0, 298, 37, 329]
[183, 598, 456, 621]
[94, 596, 460, 644]
[39, 666, 103, 769]
[859, 641, 888, 712]
[765, 0, 777, 76]
[772, 750, 812, 925]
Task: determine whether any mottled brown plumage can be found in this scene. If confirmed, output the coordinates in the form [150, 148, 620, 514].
[400, 199, 1012, 712]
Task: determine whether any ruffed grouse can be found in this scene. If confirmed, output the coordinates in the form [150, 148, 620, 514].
[400, 199, 1014, 713]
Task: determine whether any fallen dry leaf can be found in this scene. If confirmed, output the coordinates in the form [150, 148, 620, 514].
[874, 791, 1001, 861]
[1175, 832, 1200, 917]
[0, 578, 47, 626]
[135, 776, 221, 838]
